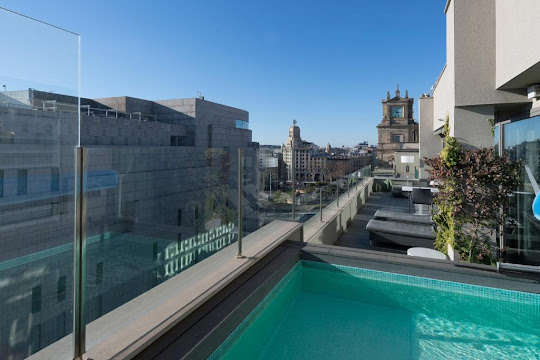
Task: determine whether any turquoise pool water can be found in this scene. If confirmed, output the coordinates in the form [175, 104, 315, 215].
[211, 261, 540, 360]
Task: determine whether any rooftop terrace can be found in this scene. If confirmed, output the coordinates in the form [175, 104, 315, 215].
[336, 191, 410, 253]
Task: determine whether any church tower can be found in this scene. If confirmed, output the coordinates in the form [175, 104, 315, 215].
[376, 85, 418, 166]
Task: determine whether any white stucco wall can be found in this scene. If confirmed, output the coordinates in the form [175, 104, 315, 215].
[433, 67, 454, 134]
[433, 0, 455, 134]
[418, 96, 442, 179]
[496, 0, 540, 89]
[453, 106, 495, 149]
[453, 0, 527, 106]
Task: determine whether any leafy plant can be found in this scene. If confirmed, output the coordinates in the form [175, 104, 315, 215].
[204, 149, 236, 224]
[439, 115, 462, 167]
[487, 118, 495, 137]
[425, 119, 521, 264]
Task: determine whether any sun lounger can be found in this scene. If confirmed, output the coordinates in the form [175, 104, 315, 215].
[366, 219, 435, 248]
[373, 210, 433, 225]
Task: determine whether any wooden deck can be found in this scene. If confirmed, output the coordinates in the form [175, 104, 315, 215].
[335, 191, 410, 253]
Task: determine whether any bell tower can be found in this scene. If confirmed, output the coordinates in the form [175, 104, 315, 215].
[376, 85, 418, 166]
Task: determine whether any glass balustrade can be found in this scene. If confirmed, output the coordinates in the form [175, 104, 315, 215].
[501, 115, 540, 266]
[0, 8, 80, 359]
[0, 8, 375, 359]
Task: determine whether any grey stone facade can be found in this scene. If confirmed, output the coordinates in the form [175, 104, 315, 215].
[0, 89, 258, 358]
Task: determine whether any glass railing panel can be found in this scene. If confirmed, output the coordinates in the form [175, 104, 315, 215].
[502, 115, 540, 265]
[256, 170, 294, 226]
[0, 8, 80, 359]
[240, 148, 259, 236]
[84, 145, 247, 347]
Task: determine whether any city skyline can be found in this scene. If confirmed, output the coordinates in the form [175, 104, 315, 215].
[1, 0, 447, 147]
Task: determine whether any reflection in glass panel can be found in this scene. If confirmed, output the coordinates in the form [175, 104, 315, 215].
[0, 8, 79, 359]
[494, 124, 500, 156]
[82, 95, 258, 348]
[236, 119, 249, 129]
[503, 115, 540, 265]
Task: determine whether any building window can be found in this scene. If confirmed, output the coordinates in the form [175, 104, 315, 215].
[32, 285, 41, 313]
[96, 262, 103, 285]
[51, 167, 59, 192]
[235, 120, 249, 129]
[57, 276, 66, 303]
[17, 169, 27, 195]
[392, 134, 403, 143]
[177, 209, 182, 226]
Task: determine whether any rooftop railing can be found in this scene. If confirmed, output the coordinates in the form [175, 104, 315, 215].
[0, 8, 378, 360]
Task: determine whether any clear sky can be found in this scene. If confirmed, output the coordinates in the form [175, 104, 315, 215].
[1, 0, 447, 147]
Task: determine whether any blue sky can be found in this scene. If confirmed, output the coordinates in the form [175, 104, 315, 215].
[1, 0, 447, 147]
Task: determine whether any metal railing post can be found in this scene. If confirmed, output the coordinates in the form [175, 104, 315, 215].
[292, 146, 296, 221]
[319, 187, 323, 222]
[336, 183, 339, 207]
[73, 147, 88, 359]
[237, 148, 244, 258]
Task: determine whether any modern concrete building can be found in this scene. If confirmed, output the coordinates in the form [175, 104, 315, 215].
[393, 144, 420, 181]
[419, 0, 540, 178]
[419, 0, 540, 265]
[376, 86, 418, 167]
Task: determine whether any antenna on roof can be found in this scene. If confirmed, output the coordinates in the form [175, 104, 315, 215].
[197, 91, 204, 100]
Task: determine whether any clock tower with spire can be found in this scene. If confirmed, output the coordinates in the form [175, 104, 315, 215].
[376, 85, 418, 167]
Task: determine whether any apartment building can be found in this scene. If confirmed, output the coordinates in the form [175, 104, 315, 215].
[282, 120, 316, 182]
[419, 0, 540, 265]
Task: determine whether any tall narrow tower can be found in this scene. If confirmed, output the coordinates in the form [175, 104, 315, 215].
[376, 86, 418, 166]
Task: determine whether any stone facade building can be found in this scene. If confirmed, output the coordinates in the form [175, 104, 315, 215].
[376, 86, 418, 167]
[0, 89, 258, 358]
[282, 120, 316, 182]
[282, 121, 373, 182]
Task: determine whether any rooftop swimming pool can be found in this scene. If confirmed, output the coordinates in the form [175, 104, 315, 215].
[210, 261, 540, 359]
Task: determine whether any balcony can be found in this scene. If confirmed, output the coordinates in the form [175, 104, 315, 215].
[2, 6, 540, 360]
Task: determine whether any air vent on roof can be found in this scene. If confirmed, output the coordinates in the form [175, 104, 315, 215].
[527, 84, 540, 99]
